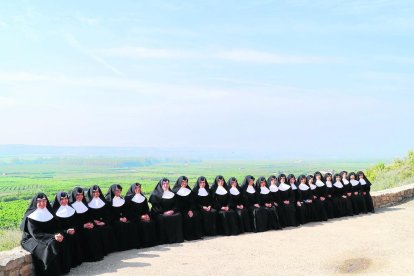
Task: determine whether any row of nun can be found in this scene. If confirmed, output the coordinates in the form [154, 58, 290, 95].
[20, 170, 374, 275]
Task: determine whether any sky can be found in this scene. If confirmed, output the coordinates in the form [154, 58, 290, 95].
[0, 0, 413, 159]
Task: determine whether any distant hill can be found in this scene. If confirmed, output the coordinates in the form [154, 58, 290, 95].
[367, 150, 414, 190]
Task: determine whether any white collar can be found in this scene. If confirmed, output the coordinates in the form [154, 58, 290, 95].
[56, 205, 75, 218]
[197, 188, 208, 197]
[88, 197, 106, 209]
[350, 179, 359, 186]
[278, 183, 291, 191]
[112, 196, 125, 207]
[71, 201, 88, 214]
[359, 179, 367, 185]
[131, 193, 146, 204]
[342, 178, 350, 184]
[176, 187, 191, 197]
[310, 184, 316, 190]
[215, 186, 228, 195]
[298, 183, 309, 190]
[28, 208, 53, 222]
[230, 187, 240, 195]
[162, 190, 175, 199]
[269, 184, 278, 192]
[315, 180, 325, 187]
[246, 185, 256, 194]
[260, 186, 270, 194]
[333, 181, 343, 188]
[290, 184, 297, 190]
[326, 181, 332, 188]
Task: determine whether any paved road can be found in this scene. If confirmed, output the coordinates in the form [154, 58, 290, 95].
[69, 200, 414, 275]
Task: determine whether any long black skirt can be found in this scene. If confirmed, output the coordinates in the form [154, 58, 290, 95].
[30, 238, 71, 276]
[363, 192, 375, 213]
[234, 208, 252, 233]
[264, 206, 282, 229]
[217, 209, 239, 236]
[112, 221, 139, 251]
[64, 232, 83, 267]
[312, 200, 328, 222]
[95, 224, 117, 255]
[182, 211, 203, 241]
[351, 194, 367, 215]
[278, 202, 298, 227]
[156, 213, 184, 244]
[332, 197, 348, 218]
[78, 227, 104, 262]
[137, 219, 157, 248]
[199, 209, 217, 236]
[249, 207, 269, 232]
[321, 198, 335, 219]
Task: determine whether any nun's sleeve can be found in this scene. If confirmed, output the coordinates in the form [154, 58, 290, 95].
[27, 219, 57, 241]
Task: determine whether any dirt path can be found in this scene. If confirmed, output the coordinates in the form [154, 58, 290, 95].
[69, 200, 414, 275]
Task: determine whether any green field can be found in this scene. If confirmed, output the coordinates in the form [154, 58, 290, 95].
[0, 154, 408, 251]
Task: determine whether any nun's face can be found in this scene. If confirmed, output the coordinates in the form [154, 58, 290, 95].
[271, 178, 276, 185]
[162, 181, 169, 191]
[115, 189, 121, 197]
[327, 176, 332, 181]
[199, 180, 206, 188]
[181, 180, 188, 188]
[316, 175, 321, 180]
[290, 178, 295, 184]
[93, 190, 100, 198]
[60, 197, 68, 206]
[37, 198, 47, 209]
[280, 177, 286, 183]
[75, 193, 83, 202]
[301, 178, 306, 184]
[248, 179, 254, 186]
[231, 180, 237, 187]
[134, 186, 141, 194]
[350, 175, 355, 180]
[342, 173, 348, 178]
[308, 178, 314, 183]
[336, 176, 341, 182]
[359, 174, 364, 179]
[218, 179, 224, 186]
[260, 180, 266, 187]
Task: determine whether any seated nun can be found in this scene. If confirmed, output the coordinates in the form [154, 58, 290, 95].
[192, 176, 218, 236]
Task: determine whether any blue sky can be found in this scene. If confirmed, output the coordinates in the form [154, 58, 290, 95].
[0, 0, 413, 159]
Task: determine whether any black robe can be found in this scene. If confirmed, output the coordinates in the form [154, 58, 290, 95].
[342, 181, 355, 216]
[174, 192, 203, 241]
[314, 182, 334, 219]
[257, 190, 281, 230]
[228, 189, 252, 233]
[350, 180, 367, 215]
[277, 184, 298, 227]
[243, 190, 269, 232]
[212, 192, 240, 236]
[87, 204, 117, 254]
[361, 181, 375, 213]
[151, 196, 184, 244]
[108, 202, 139, 251]
[194, 191, 217, 236]
[309, 185, 328, 222]
[23, 217, 72, 276]
[332, 183, 350, 218]
[125, 196, 157, 248]
[296, 185, 316, 224]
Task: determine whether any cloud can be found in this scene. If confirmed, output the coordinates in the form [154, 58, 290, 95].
[64, 34, 123, 76]
[100, 46, 338, 64]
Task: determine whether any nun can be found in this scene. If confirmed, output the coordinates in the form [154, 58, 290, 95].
[172, 176, 203, 241]
[349, 172, 367, 215]
[69, 187, 104, 262]
[321, 173, 335, 219]
[149, 178, 184, 244]
[340, 171, 355, 216]
[52, 192, 82, 267]
[277, 174, 298, 227]
[211, 175, 240, 236]
[227, 177, 252, 233]
[105, 184, 139, 251]
[241, 175, 269, 232]
[192, 176, 218, 236]
[357, 171, 375, 213]
[311, 172, 329, 221]
[125, 183, 157, 248]
[288, 174, 305, 224]
[331, 174, 349, 217]
[86, 185, 116, 254]
[255, 176, 281, 230]
[20, 192, 71, 276]
[296, 175, 316, 223]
